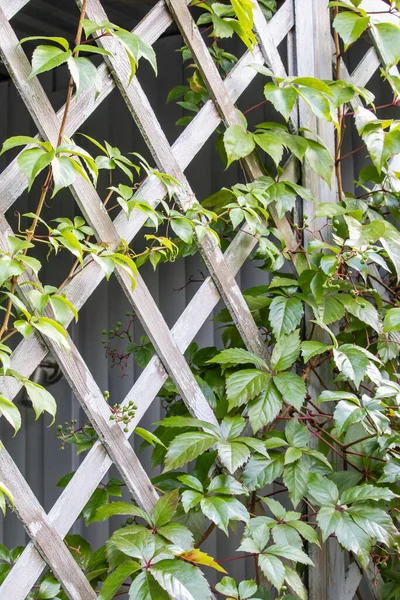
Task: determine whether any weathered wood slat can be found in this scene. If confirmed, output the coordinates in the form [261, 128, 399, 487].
[80, 0, 269, 361]
[0, 4, 219, 430]
[0, 444, 96, 600]
[0, 1, 294, 405]
[165, 0, 298, 261]
[0, 0, 293, 212]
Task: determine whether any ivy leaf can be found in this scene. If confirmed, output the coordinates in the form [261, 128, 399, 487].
[164, 432, 216, 471]
[215, 577, 238, 598]
[223, 125, 255, 168]
[210, 348, 268, 369]
[305, 140, 333, 187]
[271, 330, 301, 372]
[216, 441, 250, 473]
[200, 496, 249, 534]
[0, 395, 21, 434]
[170, 218, 193, 244]
[341, 484, 397, 504]
[333, 12, 369, 49]
[283, 459, 310, 507]
[99, 560, 141, 600]
[32, 316, 69, 350]
[269, 296, 303, 339]
[93, 502, 151, 526]
[38, 578, 61, 600]
[254, 132, 284, 166]
[150, 559, 211, 600]
[23, 380, 57, 423]
[226, 369, 270, 408]
[274, 372, 306, 411]
[30, 45, 72, 78]
[265, 544, 314, 565]
[242, 453, 285, 490]
[333, 400, 365, 436]
[383, 308, 400, 332]
[152, 489, 180, 528]
[129, 571, 169, 600]
[248, 383, 282, 433]
[301, 340, 330, 362]
[51, 156, 78, 196]
[258, 554, 285, 589]
[307, 473, 339, 506]
[375, 22, 400, 68]
[333, 346, 370, 389]
[264, 83, 297, 121]
[68, 56, 100, 97]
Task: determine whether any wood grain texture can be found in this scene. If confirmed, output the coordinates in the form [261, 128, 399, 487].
[0, 0, 294, 406]
[0, 444, 96, 600]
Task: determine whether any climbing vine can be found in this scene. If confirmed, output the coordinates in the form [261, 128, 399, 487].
[0, 0, 400, 599]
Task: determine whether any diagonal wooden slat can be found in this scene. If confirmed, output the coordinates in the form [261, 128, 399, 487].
[0, 444, 97, 600]
[78, 0, 269, 361]
[0, 0, 294, 405]
[0, 4, 219, 429]
[165, 0, 298, 262]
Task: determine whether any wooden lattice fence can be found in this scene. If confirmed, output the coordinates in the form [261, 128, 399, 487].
[0, 0, 398, 598]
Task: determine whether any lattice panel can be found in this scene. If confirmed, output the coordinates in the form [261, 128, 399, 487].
[0, 0, 396, 598]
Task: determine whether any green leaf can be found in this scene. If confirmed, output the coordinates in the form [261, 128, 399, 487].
[269, 296, 303, 339]
[283, 459, 309, 507]
[288, 519, 320, 546]
[0, 395, 21, 434]
[223, 125, 255, 168]
[274, 371, 306, 410]
[23, 380, 57, 423]
[150, 559, 211, 600]
[152, 489, 180, 527]
[243, 453, 285, 489]
[51, 156, 78, 196]
[333, 12, 369, 49]
[271, 330, 300, 372]
[216, 441, 250, 473]
[254, 132, 284, 166]
[99, 560, 141, 600]
[200, 496, 249, 534]
[226, 369, 270, 408]
[375, 22, 400, 68]
[170, 218, 193, 244]
[0, 135, 49, 155]
[164, 432, 216, 471]
[248, 384, 282, 433]
[285, 419, 310, 448]
[210, 348, 268, 369]
[129, 572, 169, 600]
[92, 502, 151, 526]
[30, 45, 72, 78]
[341, 484, 397, 504]
[135, 427, 165, 448]
[264, 83, 297, 121]
[384, 308, 400, 333]
[266, 543, 314, 565]
[68, 56, 100, 97]
[307, 473, 339, 506]
[32, 316, 69, 350]
[215, 577, 238, 599]
[333, 345, 372, 388]
[20, 36, 70, 50]
[333, 400, 365, 436]
[305, 140, 333, 187]
[301, 340, 330, 362]
[258, 554, 285, 589]
[38, 577, 61, 600]
[18, 147, 53, 190]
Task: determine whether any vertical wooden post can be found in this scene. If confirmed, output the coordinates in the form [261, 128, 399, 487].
[294, 1, 345, 599]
